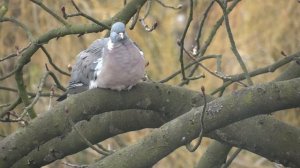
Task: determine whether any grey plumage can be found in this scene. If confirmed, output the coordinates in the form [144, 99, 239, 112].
[57, 22, 145, 101]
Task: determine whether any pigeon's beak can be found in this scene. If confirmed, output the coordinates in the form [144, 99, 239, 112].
[119, 32, 124, 39]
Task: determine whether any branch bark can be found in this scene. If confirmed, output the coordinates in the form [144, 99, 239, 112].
[8, 78, 300, 167]
[0, 82, 203, 167]
[88, 78, 300, 168]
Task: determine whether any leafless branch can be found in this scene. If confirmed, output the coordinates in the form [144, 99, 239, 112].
[185, 86, 207, 152]
[215, 0, 253, 85]
[65, 108, 113, 156]
[0, 43, 32, 62]
[155, 0, 182, 10]
[61, 0, 110, 29]
[129, 5, 142, 30]
[0, 17, 34, 41]
[160, 55, 221, 83]
[30, 0, 69, 26]
[178, 0, 194, 80]
[40, 46, 71, 76]
[221, 148, 243, 168]
[193, 1, 215, 55]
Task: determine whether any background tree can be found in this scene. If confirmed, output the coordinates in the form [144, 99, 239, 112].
[0, 0, 299, 167]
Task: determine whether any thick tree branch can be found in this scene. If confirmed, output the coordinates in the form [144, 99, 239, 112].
[196, 141, 231, 168]
[12, 110, 162, 167]
[4, 78, 297, 167]
[0, 82, 204, 167]
[10, 76, 300, 167]
[89, 78, 300, 168]
[209, 115, 300, 168]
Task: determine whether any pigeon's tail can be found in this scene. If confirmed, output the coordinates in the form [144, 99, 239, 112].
[56, 85, 89, 101]
[57, 91, 68, 101]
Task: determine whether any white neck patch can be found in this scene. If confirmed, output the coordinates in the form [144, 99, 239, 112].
[107, 39, 114, 51]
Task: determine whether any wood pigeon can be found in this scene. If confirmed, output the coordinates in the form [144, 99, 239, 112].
[57, 22, 145, 101]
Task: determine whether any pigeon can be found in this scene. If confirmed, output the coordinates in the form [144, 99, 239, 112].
[57, 22, 145, 101]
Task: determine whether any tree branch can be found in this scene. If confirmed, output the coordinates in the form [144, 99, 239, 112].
[89, 79, 300, 168]
[3, 78, 299, 167]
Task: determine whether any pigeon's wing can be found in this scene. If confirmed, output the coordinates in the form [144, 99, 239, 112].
[57, 38, 108, 101]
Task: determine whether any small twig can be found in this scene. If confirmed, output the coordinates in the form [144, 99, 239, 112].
[182, 0, 241, 86]
[210, 51, 300, 95]
[0, 97, 22, 119]
[0, 42, 32, 62]
[62, 162, 88, 168]
[30, 0, 69, 26]
[129, 5, 142, 30]
[160, 55, 221, 83]
[40, 46, 71, 76]
[141, 0, 152, 20]
[221, 148, 242, 168]
[61, 0, 110, 29]
[0, 17, 34, 41]
[21, 71, 52, 120]
[216, 0, 253, 86]
[193, 1, 215, 55]
[0, 69, 18, 81]
[178, 0, 194, 80]
[48, 85, 55, 110]
[139, 18, 158, 32]
[0, 110, 28, 124]
[183, 47, 229, 80]
[48, 71, 67, 92]
[0, 85, 61, 97]
[95, 143, 111, 153]
[0, 104, 10, 108]
[65, 108, 112, 156]
[185, 86, 207, 152]
[155, 0, 182, 10]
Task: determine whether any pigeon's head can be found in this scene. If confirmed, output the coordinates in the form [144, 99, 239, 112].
[110, 22, 127, 43]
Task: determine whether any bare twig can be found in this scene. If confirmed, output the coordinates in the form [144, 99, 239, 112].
[0, 110, 28, 124]
[65, 108, 112, 156]
[160, 55, 221, 83]
[129, 5, 142, 30]
[181, 0, 241, 86]
[141, 0, 152, 20]
[0, 17, 34, 41]
[216, 0, 253, 85]
[48, 71, 67, 92]
[0, 97, 22, 119]
[0, 104, 10, 108]
[183, 47, 228, 80]
[48, 85, 55, 110]
[178, 0, 194, 80]
[61, 0, 110, 29]
[0, 69, 18, 81]
[21, 71, 52, 121]
[62, 162, 88, 168]
[139, 18, 158, 32]
[185, 86, 207, 152]
[40, 46, 71, 76]
[193, 1, 215, 55]
[0, 42, 32, 62]
[30, 0, 69, 26]
[210, 51, 300, 95]
[155, 0, 182, 10]
[0, 85, 61, 97]
[221, 148, 243, 168]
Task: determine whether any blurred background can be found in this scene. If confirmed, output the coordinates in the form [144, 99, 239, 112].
[0, 0, 299, 167]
